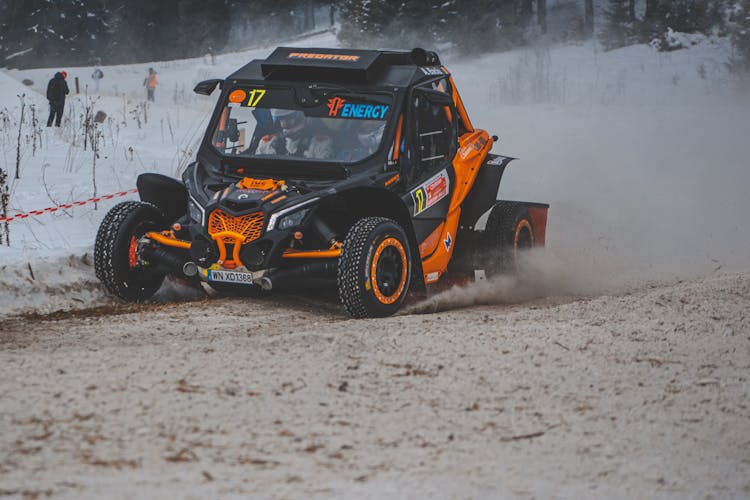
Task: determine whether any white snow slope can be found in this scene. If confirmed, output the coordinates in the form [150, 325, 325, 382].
[1, 32, 749, 316]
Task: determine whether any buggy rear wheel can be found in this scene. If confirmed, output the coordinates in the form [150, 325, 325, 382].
[94, 201, 167, 301]
[481, 201, 535, 277]
[337, 217, 411, 318]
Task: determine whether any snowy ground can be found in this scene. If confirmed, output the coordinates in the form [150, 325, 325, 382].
[0, 33, 749, 497]
[0, 272, 748, 498]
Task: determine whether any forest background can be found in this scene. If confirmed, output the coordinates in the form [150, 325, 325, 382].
[1, 0, 748, 72]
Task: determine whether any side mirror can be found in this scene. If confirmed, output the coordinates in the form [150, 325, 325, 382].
[193, 79, 222, 96]
[416, 88, 453, 106]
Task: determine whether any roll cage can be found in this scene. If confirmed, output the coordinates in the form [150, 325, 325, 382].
[192, 47, 476, 185]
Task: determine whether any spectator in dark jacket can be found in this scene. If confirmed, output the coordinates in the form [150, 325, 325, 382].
[46, 71, 69, 127]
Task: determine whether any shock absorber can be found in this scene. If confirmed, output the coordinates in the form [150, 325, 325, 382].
[313, 216, 339, 246]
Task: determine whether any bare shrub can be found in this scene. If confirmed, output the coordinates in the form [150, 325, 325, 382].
[15, 94, 25, 179]
[0, 168, 9, 245]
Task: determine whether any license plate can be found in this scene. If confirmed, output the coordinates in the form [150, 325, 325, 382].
[207, 269, 254, 285]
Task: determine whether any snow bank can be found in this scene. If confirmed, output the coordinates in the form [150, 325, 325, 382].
[0, 249, 206, 319]
[0, 250, 112, 317]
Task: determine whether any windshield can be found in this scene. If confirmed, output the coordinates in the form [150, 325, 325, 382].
[210, 87, 392, 164]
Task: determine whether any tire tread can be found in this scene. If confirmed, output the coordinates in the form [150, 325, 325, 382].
[94, 201, 165, 301]
[337, 217, 410, 318]
[481, 201, 529, 276]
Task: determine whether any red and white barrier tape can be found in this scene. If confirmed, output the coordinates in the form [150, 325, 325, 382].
[0, 188, 138, 223]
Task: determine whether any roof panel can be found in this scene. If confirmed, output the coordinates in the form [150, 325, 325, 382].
[225, 47, 440, 88]
[261, 47, 383, 81]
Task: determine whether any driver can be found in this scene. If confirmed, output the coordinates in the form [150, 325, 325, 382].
[255, 109, 334, 160]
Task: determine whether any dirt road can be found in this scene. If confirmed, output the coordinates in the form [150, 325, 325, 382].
[1, 273, 749, 499]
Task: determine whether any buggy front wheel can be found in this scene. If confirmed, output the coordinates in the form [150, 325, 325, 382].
[94, 201, 167, 301]
[337, 217, 411, 318]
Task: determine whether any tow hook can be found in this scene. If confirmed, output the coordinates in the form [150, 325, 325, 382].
[259, 277, 273, 291]
[183, 262, 198, 277]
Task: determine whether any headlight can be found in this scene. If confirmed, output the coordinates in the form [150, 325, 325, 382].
[277, 208, 310, 230]
[267, 198, 319, 231]
[188, 195, 205, 225]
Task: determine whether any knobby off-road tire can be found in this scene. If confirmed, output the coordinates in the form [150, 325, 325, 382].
[94, 201, 167, 301]
[337, 217, 411, 318]
[481, 201, 535, 277]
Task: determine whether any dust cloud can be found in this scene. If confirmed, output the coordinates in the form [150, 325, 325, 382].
[414, 47, 750, 313]
[500, 102, 750, 279]
[404, 248, 617, 315]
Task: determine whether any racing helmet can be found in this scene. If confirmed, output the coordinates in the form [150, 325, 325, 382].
[271, 108, 305, 138]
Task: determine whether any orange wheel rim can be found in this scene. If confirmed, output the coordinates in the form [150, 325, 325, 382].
[513, 220, 534, 257]
[128, 236, 138, 268]
[370, 237, 408, 305]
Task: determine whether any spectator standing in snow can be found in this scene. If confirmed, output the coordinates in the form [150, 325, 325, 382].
[46, 71, 69, 127]
[91, 67, 103, 92]
[144, 67, 157, 102]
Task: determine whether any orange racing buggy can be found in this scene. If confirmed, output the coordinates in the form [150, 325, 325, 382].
[94, 47, 549, 318]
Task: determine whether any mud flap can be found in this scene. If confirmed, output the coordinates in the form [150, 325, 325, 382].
[450, 155, 514, 274]
[458, 155, 515, 231]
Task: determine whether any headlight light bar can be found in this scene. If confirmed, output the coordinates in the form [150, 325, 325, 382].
[188, 195, 206, 225]
[267, 198, 319, 231]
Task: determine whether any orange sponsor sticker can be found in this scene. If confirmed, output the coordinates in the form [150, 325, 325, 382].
[288, 52, 360, 62]
[228, 89, 247, 103]
[238, 177, 286, 191]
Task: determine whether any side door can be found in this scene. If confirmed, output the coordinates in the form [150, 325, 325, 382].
[402, 78, 459, 248]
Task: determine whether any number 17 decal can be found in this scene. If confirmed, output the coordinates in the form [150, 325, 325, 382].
[247, 89, 266, 107]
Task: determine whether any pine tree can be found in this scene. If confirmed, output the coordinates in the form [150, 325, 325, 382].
[1, 0, 114, 67]
[336, 0, 530, 54]
[448, 0, 528, 54]
[732, 0, 750, 71]
[176, 0, 231, 57]
[601, 0, 638, 50]
[641, 0, 723, 44]
[668, 0, 713, 34]
[0, 0, 326, 68]
[642, 0, 670, 40]
[29, 0, 111, 66]
[584, 0, 595, 37]
[337, 0, 437, 49]
[226, 0, 318, 50]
